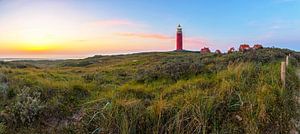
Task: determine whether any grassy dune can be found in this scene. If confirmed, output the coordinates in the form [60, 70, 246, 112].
[0, 48, 299, 133]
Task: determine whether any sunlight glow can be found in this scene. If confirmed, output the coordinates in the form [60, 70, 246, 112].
[19, 29, 54, 51]
[16, 29, 60, 53]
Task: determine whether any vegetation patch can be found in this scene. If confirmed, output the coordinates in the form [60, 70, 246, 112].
[0, 48, 299, 133]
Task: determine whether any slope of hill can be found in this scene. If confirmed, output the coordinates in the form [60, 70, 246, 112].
[0, 48, 299, 133]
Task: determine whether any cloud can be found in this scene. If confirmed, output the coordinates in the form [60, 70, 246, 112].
[269, 25, 281, 30]
[116, 32, 210, 45]
[115, 32, 172, 40]
[185, 37, 208, 45]
[73, 39, 88, 42]
[116, 32, 209, 43]
[274, 0, 299, 3]
[89, 19, 139, 27]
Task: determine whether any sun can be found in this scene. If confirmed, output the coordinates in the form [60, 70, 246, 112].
[19, 29, 55, 52]
[23, 44, 51, 51]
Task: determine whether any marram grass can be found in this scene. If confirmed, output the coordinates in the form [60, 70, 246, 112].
[0, 48, 299, 133]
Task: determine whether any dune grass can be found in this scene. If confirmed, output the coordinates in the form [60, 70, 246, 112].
[0, 48, 299, 133]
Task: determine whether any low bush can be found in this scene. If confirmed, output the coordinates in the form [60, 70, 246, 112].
[3, 87, 45, 127]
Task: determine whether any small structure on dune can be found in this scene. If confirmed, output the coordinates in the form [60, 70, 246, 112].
[215, 50, 222, 54]
[227, 47, 235, 54]
[201, 47, 211, 54]
[253, 44, 263, 50]
[239, 44, 251, 52]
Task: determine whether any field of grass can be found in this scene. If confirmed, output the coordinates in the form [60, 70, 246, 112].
[0, 48, 299, 133]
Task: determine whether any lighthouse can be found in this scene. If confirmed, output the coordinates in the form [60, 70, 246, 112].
[176, 24, 183, 51]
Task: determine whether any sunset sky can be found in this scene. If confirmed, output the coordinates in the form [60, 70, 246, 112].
[0, 0, 300, 58]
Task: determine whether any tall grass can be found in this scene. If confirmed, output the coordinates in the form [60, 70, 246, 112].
[75, 62, 298, 134]
[0, 48, 298, 133]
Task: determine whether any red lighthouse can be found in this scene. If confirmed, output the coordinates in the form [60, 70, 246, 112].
[176, 24, 183, 51]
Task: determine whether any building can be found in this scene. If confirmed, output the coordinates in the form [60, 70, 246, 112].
[215, 50, 222, 54]
[253, 44, 263, 50]
[239, 44, 251, 52]
[201, 47, 211, 54]
[228, 47, 235, 53]
[176, 24, 183, 51]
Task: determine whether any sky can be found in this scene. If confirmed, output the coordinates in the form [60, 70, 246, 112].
[0, 0, 300, 58]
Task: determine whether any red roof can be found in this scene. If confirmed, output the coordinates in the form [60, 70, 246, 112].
[239, 44, 251, 52]
[253, 44, 263, 49]
[215, 50, 222, 54]
[228, 47, 235, 53]
[201, 47, 211, 54]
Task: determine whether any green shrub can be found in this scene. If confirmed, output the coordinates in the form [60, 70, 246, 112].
[4, 87, 44, 127]
[135, 61, 205, 83]
[0, 73, 8, 98]
[0, 122, 7, 134]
